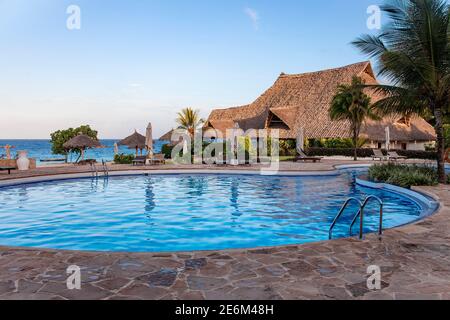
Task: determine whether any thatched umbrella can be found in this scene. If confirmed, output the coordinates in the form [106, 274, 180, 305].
[118, 130, 146, 156]
[296, 127, 305, 153]
[385, 127, 391, 151]
[63, 134, 102, 161]
[159, 129, 174, 142]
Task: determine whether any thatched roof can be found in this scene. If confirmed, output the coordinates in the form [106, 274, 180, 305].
[159, 129, 175, 141]
[63, 134, 102, 149]
[205, 61, 436, 142]
[118, 131, 146, 149]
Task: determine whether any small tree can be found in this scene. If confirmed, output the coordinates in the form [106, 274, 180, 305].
[50, 125, 98, 161]
[329, 76, 379, 161]
[176, 108, 204, 137]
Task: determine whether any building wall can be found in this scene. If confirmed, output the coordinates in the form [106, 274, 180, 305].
[365, 141, 433, 151]
[0, 159, 37, 169]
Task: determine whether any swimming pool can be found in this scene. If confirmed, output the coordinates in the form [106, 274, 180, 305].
[0, 171, 438, 252]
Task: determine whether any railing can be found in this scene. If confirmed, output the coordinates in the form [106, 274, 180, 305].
[90, 162, 98, 178]
[102, 160, 109, 177]
[329, 197, 362, 240]
[349, 195, 384, 240]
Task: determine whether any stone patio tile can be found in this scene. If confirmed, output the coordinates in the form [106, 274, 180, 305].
[136, 269, 178, 287]
[94, 278, 131, 292]
[187, 276, 227, 291]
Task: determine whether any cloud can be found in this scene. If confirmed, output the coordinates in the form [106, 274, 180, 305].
[244, 7, 259, 30]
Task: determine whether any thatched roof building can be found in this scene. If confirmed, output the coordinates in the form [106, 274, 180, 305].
[204, 62, 436, 149]
[63, 134, 102, 149]
[118, 130, 146, 150]
[159, 129, 175, 142]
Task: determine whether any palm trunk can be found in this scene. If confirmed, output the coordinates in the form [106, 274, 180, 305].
[353, 125, 359, 161]
[434, 107, 446, 184]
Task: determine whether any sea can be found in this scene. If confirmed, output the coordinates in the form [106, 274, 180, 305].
[0, 139, 166, 166]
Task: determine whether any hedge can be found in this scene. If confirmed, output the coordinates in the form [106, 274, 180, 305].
[368, 163, 439, 188]
[305, 148, 437, 160]
[114, 154, 135, 164]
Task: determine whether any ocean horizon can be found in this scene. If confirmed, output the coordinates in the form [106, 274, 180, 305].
[0, 139, 166, 166]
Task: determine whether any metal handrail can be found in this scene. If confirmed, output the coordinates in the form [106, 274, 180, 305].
[329, 197, 362, 240]
[102, 160, 109, 177]
[349, 195, 383, 240]
[90, 163, 98, 178]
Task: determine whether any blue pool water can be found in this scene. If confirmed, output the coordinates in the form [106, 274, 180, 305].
[0, 139, 166, 165]
[0, 172, 437, 252]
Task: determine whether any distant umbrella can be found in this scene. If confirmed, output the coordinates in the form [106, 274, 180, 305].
[118, 130, 146, 156]
[63, 134, 102, 161]
[145, 123, 153, 157]
[159, 129, 174, 142]
[385, 127, 391, 151]
[296, 127, 305, 154]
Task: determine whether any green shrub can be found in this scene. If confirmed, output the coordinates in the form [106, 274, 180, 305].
[307, 138, 367, 149]
[368, 163, 439, 188]
[279, 140, 297, 156]
[114, 154, 135, 164]
[161, 144, 174, 159]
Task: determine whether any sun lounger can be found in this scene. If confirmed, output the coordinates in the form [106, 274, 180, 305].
[40, 158, 66, 163]
[146, 154, 166, 165]
[132, 156, 147, 166]
[294, 149, 322, 163]
[388, 151, 407, 161]
[372, 149, 386, 161]
[0, 166, 16, 174]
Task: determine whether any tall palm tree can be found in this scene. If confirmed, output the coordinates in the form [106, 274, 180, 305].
[330, 76, 379, 161]
[352, 0, 450, 183]
[176, 108, 204, 137]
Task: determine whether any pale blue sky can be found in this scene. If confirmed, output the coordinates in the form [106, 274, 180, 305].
[0, 0, 383, 138]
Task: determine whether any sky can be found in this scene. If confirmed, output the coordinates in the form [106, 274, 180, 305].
[0, 0, 384, 139]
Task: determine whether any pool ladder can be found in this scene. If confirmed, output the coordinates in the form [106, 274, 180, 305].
[329, 196, 384, 240]
[90, 160, 109, 178]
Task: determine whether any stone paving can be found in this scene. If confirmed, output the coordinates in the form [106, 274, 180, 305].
[0, 164, 449, 300]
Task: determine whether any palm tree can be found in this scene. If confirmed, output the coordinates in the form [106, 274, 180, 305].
[352, 0, 450, 183]
[330, 76, 379, 161]
[176, 108, 204, 137]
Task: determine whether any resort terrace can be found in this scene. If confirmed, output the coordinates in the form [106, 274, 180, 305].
[0, 160, 449, 300]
